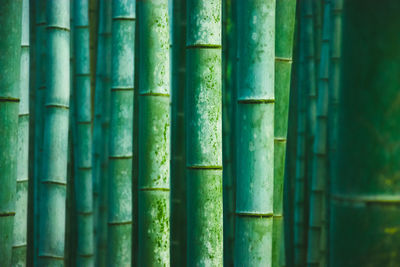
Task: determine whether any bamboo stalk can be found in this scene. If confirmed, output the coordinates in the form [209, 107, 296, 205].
[171, 0, 187, 265]
[107, 0, 135, 265]
[12, 0, 30, 265]
[38, 0, 70, 265]
[306, 1, 331, 266]
[138, 0, 170, 264]
[273, 1, 296, 266]
[185, 0, 223, 265]
[330, 1, 400, 266]
[73, 0, 94, 265]
[235, 0, 275, 265]
[0, 0, 22, 265]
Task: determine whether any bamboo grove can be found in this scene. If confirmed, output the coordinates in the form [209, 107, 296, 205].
[1, 0, 400, 266]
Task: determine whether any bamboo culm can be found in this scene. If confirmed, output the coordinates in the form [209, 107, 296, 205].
[235, 0, 275, 265]
[38, 0, 70, 265]
[306, 1, 331, 266]
[138, 0, 170, 264]
[73, 0, 94, 265]
[12, 0, 29, 265]
[107, 0, 135, 265]
[185, 0, 223, 265]
[171, 0, 187, 265]
[330, 0, 400, 266]
[0, 0, 22, 265]
[273, 1, 296, 266]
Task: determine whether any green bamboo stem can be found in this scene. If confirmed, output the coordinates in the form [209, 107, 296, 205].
[73, 0, 94, 265]
[235, 0, 275, 265]
[294, 3, 308, 264]
[107, 0, 135, 265]
[273, 1, 296, 266]
[38, 0, 70, 265]
[312, 0, 323, 83]
[138, 0, 170, 265]
[32, 1, 46, 265]
[0, 0, 22, 265]
[12, 0, 30, 265]
[306, 1, 331, 266]
[330, 1, 400, 266]
[171, 0, 187, 265]
[185, 0, 223, 265]
[98, 0, 111, 265]
[93, 0, 106, 265]
[222, 0, 236, 266]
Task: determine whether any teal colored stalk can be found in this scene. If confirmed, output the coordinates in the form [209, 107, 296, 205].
[222, 0, 236, 266]
[235, 0, 275, 265]
[326, 0, 342, 263]
[74, 0, 94, 265]
[273, 1, 296, 267]
[312, 0, 323, 82]
[0, 0, 22, 265]
[138, 0, 170, 265]
[107, 0, 135, 265]
[171, 0, 187, 265]
[330, 1, 400, 266]
[294, 3, 308, 264]
[186, 0, 223, 265]
[98, 0, 112, 265]
[12, 0, 30, 265]
[306, 1, 331, 266]
[38, 0, 70, 265]
[32, 1, 46, 265]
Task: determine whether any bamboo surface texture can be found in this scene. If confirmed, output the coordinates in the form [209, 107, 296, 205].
[273, 1, 296, 266]
[12, 0, 29, 265]
[0, 0, 22, 265]
[330, 0, 400, 266]
[138, 0, 171, 265]
[38, 0, 70, 265]
[235, 0, 275, 265]
[186, 0, 223, 265]
[107, 0, 135, 265]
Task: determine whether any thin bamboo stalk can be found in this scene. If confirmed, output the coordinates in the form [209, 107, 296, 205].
[12, 0, 30, 265]
[306, 1, 331, 266]
[330, 1, 400, 266]
[171, 0, 187, 265]
[273, 1, 296, 266]
[74, 0, 94, 265]
[138, 0, 170, 264]
[235, 0, 275, 265]
[38, 0, 70, 265]
[0, 0, 22, 265]
[185, 1, 223, 265]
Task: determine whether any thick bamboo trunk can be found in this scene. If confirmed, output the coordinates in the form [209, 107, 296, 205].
[38, 0, 70, 265]
[138, 0, 170, 264]
[171, 0, 187, 265]
[273, 1, 296, 266]
[12, 0, 30, 265]
[235, 0, 275, 265]
[73, 0, 94, 265]
[107, 0, 135, 265]
[330, 1, 400, 266]
[0, 0, 22, 265]
[306, 1, 331, 266]
[186, 0, 223, 265]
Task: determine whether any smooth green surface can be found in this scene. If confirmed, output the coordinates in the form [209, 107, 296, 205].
[235, 0, 275, 265]
[0, 0, 22, 264]
[273, 1, 296, 266]
[12, 0, 29, 265]
[171, 0, 187, 265]
[138, 0, 170, 265]
[107, 1, 135, 265]
[331, 1, 400, 266]
[186, 1, 223, 265]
